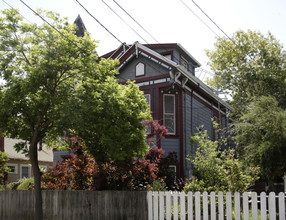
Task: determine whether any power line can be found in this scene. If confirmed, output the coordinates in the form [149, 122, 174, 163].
[179, 0, 220, 38]
[19, 0, 87, 54]
[74, 0, 123, 44]
[101, 0, 149, 44]
[112, 0, 159, 43]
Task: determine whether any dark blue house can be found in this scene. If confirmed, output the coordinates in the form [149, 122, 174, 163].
[101, 42, 232, 178]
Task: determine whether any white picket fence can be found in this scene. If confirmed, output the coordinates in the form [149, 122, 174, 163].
[147, 191, 286, 220]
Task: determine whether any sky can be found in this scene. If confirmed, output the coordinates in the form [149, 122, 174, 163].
[1, 0, 286, 79]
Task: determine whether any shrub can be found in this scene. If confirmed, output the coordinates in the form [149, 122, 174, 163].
[17, 177, 34, 190]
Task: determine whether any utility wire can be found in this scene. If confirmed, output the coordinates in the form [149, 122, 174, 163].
[188, 0, 260, 66]
[179, 0, 220, 38]
[74, 0, 123, 44]
[19, 0, 87, 54]
[113, 0, 159, 43]
[101, 0, 149, 44]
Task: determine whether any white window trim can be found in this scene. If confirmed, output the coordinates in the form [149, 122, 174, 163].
[163, 94, 176, 135]
[169, 165, 176, 174]
[7, 163, 18, 174]
[20, 164, 31, 179]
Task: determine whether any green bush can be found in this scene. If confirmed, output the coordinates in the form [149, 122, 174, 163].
[17, 177, 34, 190]
[8, 177, 27, 190]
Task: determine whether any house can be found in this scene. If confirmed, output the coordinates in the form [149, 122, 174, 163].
[1, 137, 53, 183]
[101, 42, 232, 178]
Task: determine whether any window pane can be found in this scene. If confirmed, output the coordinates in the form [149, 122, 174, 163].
[164, 95, 174, 113]
[164, 115, 175, 133]
[8, 166, 15, 173]
[21, 166, 29, 178]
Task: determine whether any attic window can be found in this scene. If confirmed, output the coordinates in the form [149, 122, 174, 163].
[135, 62, 145, 76]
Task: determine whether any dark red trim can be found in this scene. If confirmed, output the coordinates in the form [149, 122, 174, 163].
[0, 137, 4, 152]
[160, 50, 174, 61]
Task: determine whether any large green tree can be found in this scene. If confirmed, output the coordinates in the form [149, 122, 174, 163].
[206, 30, 286, 118]
[72, 64, 150, 163]
[0, 9, 150, 219]
[235, 96, 286, 190]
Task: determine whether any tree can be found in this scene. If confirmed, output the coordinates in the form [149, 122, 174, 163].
[0, 151, 9, 186]
[184, 123, 259, 193]
[235, 96, 286, 191]
[0, 8, 112, 219]
[72, 70, 151, 163]
[206, 30, 286, 118]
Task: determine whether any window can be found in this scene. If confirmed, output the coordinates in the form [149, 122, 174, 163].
[163, 94, 175, 134]
[20, 164, 31, 179]
[167, 165, 176, 182]
[135, 62, 145, 76]
[7, 163, 18, 174]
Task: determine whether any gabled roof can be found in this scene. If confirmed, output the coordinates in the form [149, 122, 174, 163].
[101, 42, 232, 110]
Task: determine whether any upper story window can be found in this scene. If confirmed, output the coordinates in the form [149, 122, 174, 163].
[163, 94, 175, 135]
[135, 62, 145, 77]
[180, 56, 188, 71]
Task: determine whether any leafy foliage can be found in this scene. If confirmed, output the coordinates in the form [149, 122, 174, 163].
[184, 123, 259, 193]
[0, 151, 9, 185]
[17, 177, 34, 190]
[42, 138, 167, 191]
[206, 30, 286, 118]
[235, 96, 286, 183]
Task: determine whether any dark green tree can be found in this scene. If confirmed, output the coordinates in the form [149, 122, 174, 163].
[235, 96, 286, 191]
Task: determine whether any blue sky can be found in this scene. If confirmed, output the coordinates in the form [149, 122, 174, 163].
[1, 0, 286, 75]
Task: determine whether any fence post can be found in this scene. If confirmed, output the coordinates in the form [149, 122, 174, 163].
[166, 191, 171, 220]
[226, 192, 232, 220]
[159, 192, 164, 220]
[154, 192, 159, 220]
[210, 192, 216, 220]
[180, 192, 186, 220]
[147, 191, 153, 220]
[243, 192, 249, 220]
[251, 192, 258, 220]
[234, 192, 240, 220]
[279, 192, 285, 220]
[195, 192, 201, 220]
[260, 192, 267, 220]
[173, 191, 179, 220]
[187, 192, 193, 220]
[268, 192, 276, 220]
[202, 192, 208, 220]
[218, 191, 224, 220]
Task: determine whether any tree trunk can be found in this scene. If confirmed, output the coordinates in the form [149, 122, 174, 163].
[29, 140, 43, 220]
